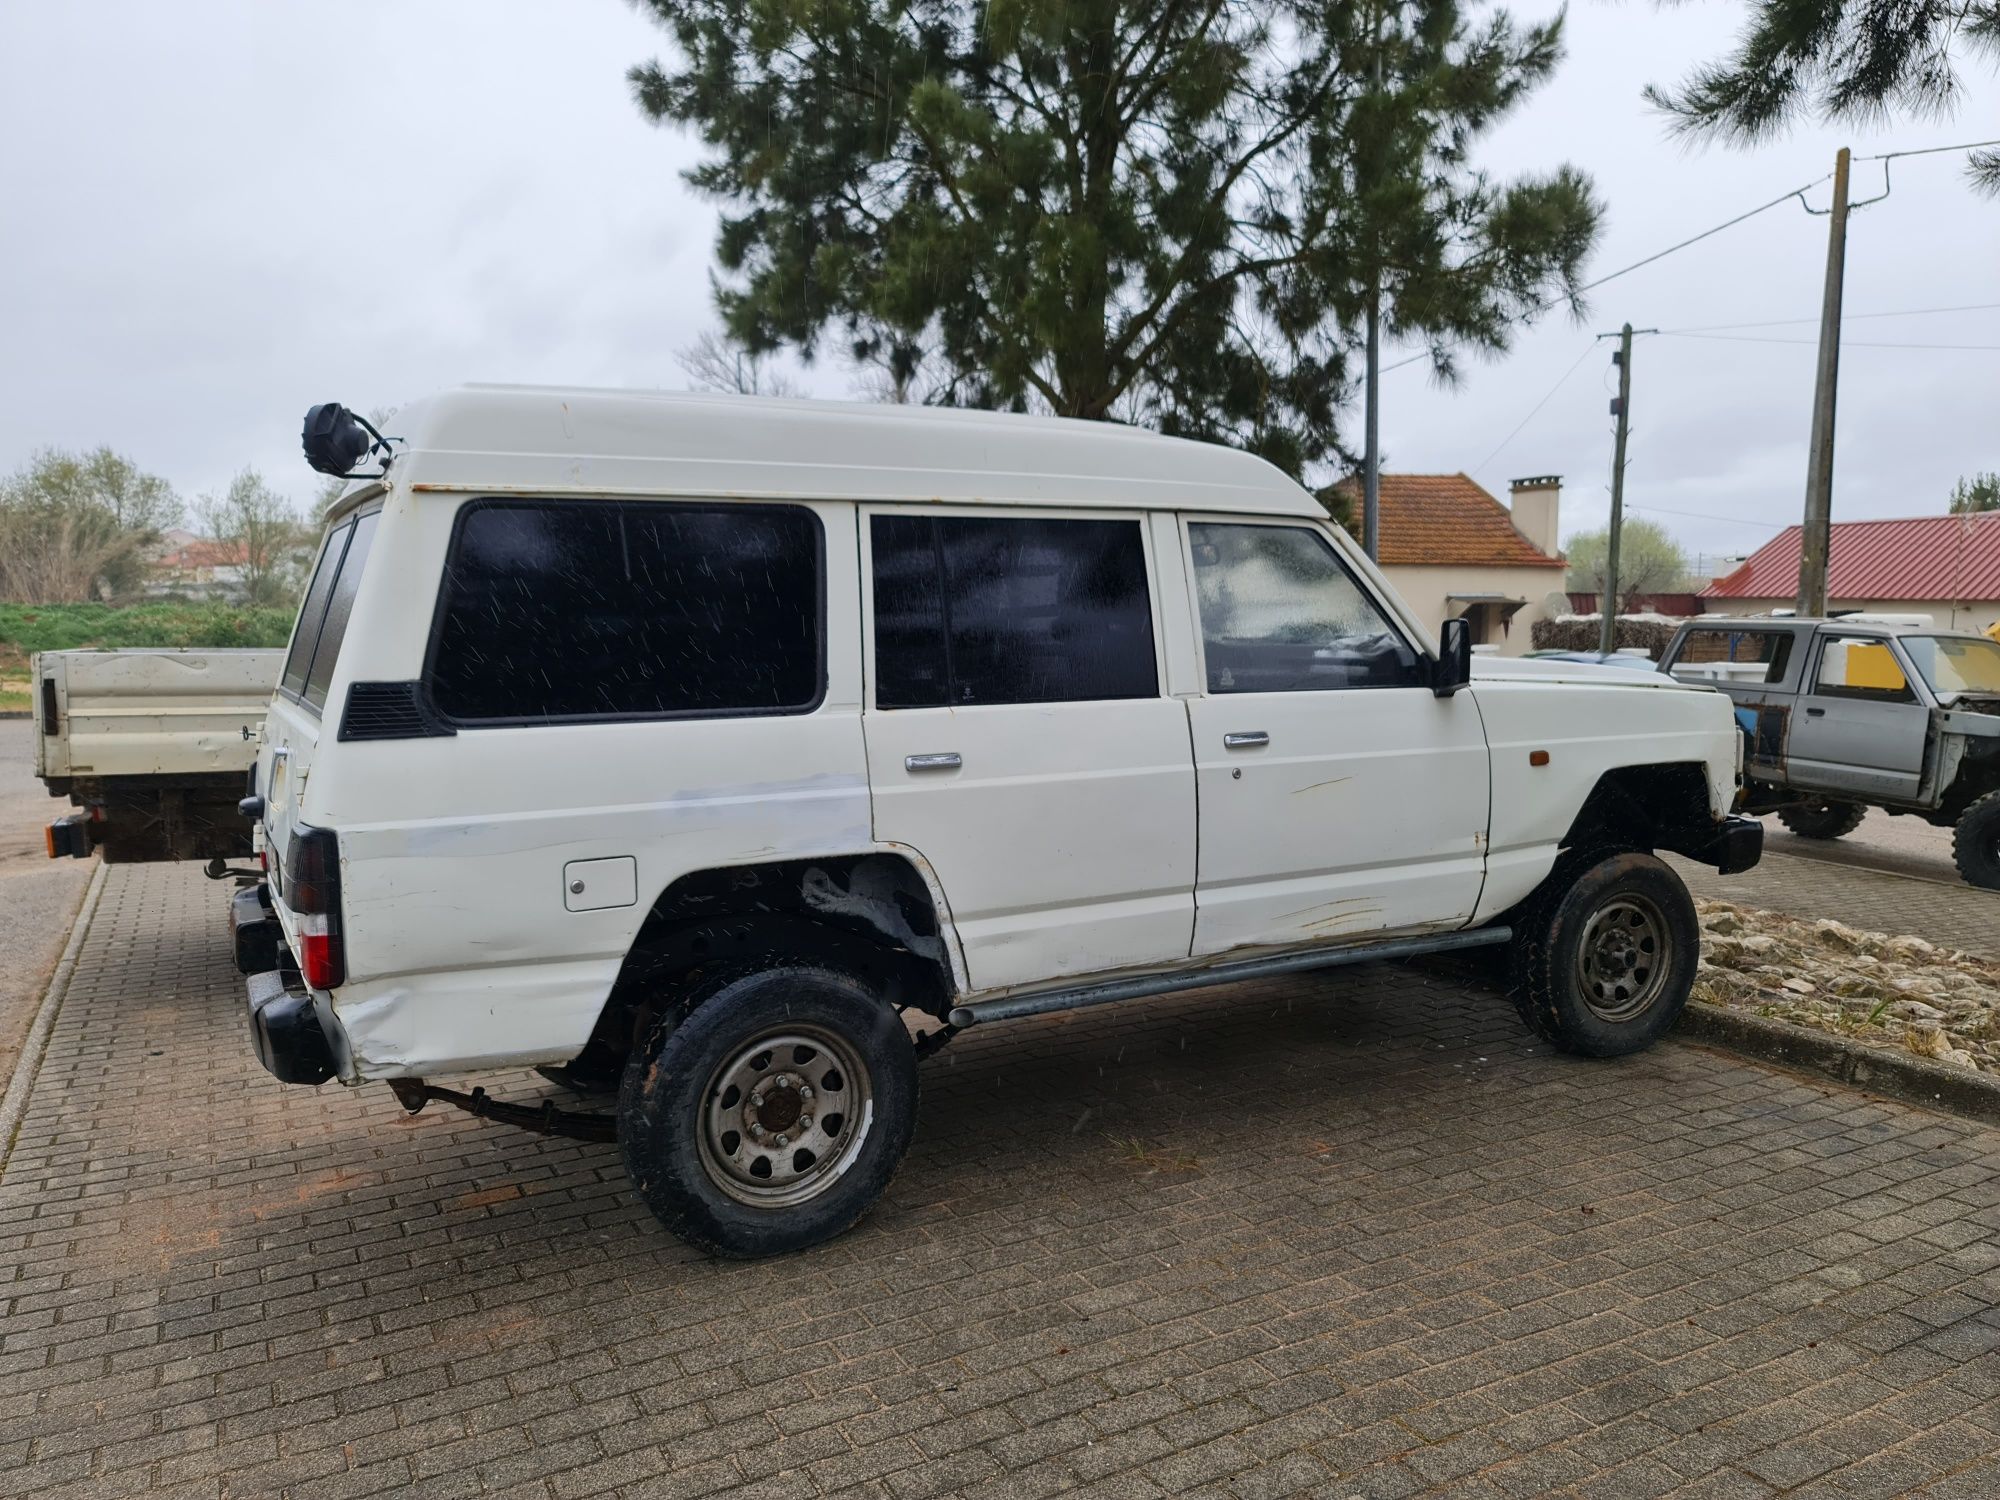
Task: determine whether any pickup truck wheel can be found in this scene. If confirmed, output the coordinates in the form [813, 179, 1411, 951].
[1775, 799, 1866, 840]
[1511, 852, 1699, 1058]
[617, 965, 917, 1259]
[1952, 792, 2000, 891]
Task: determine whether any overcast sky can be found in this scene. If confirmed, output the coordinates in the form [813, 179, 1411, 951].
[1, 2, 1994, 567]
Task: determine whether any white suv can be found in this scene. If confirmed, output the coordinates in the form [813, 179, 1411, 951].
[236, 386, 1760, 1258]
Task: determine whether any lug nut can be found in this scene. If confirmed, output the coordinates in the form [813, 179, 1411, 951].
[799, 1085, 814, 1101]
[775, 1134, 789, 1147]
[750, 1123, 766, 1138]
[799, 1117, 813, 1132]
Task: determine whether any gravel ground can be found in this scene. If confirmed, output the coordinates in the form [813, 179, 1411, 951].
[0, 719, 93, 1083]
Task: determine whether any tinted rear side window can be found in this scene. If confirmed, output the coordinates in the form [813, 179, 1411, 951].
[281, 521, 352, 697]
[303, 511, 380, 710]
[427, 500, 823, 723]
[871, 515, 1156, 708]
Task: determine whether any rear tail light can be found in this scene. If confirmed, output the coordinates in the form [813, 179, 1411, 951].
[286, 825, 346, 989]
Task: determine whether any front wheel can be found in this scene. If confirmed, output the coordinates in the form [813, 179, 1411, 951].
[1511, 852, 1700, 1057]
[1953, 791, 2000, 891]
[618, 965, 918, 1258]
[1776, 799, 1867, 840]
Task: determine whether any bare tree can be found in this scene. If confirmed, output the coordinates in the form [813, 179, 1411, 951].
[196, 470, 309, 607]
[0, 448, 178, 602]
[676, 331, 802, 397]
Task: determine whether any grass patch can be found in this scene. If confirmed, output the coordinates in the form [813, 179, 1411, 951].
[0, 601, 297, 670]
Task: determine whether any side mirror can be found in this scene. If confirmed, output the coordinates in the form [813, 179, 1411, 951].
[1433, 617, 1472, 697]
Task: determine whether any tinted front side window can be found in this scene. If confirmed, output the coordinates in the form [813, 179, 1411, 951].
[303, 511, 380, 710]
[428, 500, 822, 723]
[281, 521, 352, 697]
[871, 515, 1157, 708]
[1189, 523, 1420, 692]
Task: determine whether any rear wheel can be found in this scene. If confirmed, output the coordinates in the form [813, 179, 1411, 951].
[1953, 791, 2000, 891]
[618, 965, 918, 1258]
[1511, 852, 1700, 1057]
[1775, 799, 1866, 840]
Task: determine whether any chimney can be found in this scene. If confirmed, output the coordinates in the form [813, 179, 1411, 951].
[1508, 475, 1561, 559]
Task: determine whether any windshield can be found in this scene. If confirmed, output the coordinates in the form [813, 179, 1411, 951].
[1899, 634, 2000, 701]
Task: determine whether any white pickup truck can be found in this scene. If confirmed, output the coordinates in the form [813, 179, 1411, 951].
[34, 648, 281, 864]
[237, 388, 1762, 1258]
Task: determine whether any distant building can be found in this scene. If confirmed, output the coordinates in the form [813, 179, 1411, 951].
[1702, 514, 2000, 634]
[146, 535, 251, 600]
[1333, 473, 1567, 657]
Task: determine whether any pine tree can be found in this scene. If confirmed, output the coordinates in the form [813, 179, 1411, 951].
[629, 0, 1601, 478]
[1648, 3, 2000, 194]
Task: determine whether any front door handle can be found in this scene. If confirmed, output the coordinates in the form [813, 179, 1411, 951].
[1805, 707, 1826, 717]
[905, 752, 962, 772]
[1223, 731, 1269, 750]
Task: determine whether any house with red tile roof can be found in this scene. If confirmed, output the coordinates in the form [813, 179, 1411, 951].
[1331, 472, 1568, 656]
[1702, 514, 2000, 635]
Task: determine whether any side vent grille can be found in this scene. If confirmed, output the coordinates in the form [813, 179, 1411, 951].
[339, 681, 455, 742]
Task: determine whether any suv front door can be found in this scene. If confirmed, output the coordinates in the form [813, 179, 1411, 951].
[1179, 520, 1489, 955]
[860, 509, 1197, 992]
[1789, 631, 1930, 801]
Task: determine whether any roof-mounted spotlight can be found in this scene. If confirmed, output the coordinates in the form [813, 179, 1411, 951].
[302, 403, 395, 478]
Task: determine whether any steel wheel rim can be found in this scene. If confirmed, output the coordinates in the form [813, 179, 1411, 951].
[1575, 893, 1671, 1024]
[696, 1025, 874, 1209]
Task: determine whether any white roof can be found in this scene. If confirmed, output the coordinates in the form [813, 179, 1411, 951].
[362, 383, 1320, 517]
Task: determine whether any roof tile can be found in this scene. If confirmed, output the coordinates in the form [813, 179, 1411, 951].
[1334, 473, 1564, 568]
[1703, 514, 2000, 602]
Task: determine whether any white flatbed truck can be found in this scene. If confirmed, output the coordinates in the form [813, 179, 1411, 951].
[33, 648, 282, 864]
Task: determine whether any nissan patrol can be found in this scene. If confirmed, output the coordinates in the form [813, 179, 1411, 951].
[236, 386, 1760, 1257]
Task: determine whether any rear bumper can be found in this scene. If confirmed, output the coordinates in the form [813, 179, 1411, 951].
[245, 969, 338, 1085]
[1691, 815, 1764, 875]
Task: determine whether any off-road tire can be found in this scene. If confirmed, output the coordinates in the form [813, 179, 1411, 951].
[1775, 799, 1867, 840]
[618, 964, 918, 1258]
[1510, 851, 1700, 1057]
[1952, 791, 2000, 891]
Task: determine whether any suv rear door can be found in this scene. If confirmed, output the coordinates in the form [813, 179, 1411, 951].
[860, 508, 1196, 992]
[259, 508, 381, 888]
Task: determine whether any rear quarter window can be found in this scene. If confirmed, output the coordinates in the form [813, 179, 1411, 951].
[425, 499, 824, 723]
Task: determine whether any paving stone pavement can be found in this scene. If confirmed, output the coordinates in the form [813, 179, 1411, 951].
[1674, 852, 2000, 962]
[2, 861, 1998, 1500]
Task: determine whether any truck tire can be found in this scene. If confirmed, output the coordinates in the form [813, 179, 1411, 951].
[1510, 851, 1700, 1058]
[1952, 792, 2000, 891]
[1775, 799, 1867, 840]
[618, 964, 918, 1258]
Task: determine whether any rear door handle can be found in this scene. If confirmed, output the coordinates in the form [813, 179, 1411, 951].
[1223, 731, 1269, 750]
[905, 752, 962, 772]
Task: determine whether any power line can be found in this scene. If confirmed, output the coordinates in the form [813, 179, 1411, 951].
[1665, 301, 2000, 334]
[1858, 137, 2000, 162]
[1625, 502, 1789, 530]
[1659, 331, 2000, 351]
[1466, 342, 1597, 476]
[1381, 175, 1827, 375]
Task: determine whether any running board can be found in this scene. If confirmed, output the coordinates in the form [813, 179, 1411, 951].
[947, 925, 1513, 1030]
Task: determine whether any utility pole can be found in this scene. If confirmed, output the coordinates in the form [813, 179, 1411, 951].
[1799, 146, 1851, 616]
[1600, 323, 1634, 658]
[1360, 4, 1385, 562]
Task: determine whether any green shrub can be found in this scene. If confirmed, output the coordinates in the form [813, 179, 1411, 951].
[0, 600, 298, 661]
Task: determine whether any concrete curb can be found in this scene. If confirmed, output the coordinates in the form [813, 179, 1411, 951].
[1676, 999, 2000, 1126]
[0, 710, 31, 720]
[0, 860, 107, 1174]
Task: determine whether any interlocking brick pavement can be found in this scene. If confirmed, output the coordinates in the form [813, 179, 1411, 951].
[1675, 852, 2000, 961]
[1, 861, 1997, 1498]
